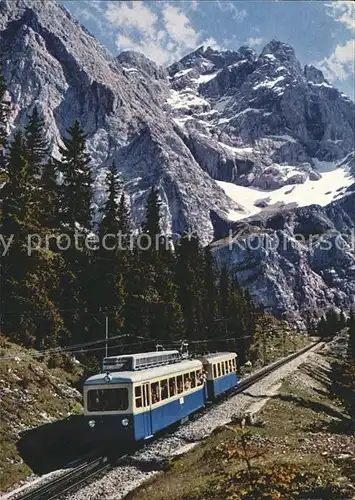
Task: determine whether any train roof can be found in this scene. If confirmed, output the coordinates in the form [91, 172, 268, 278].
[199, 352, 237, 364]
[104, 350, 179, 361]
[85, 359, 203, 386]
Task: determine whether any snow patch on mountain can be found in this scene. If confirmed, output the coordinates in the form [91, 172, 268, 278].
[218, 155, 354, 221]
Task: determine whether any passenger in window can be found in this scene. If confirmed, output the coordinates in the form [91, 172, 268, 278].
[161, 380, 169, 400]
[190, 372, 196, 388]
[177, 376, 183, 393]
[151, 384, 159, 403]
[169, 378, 176, 396]
[197, 370, 207, 385]
[184, 377, 191, 391]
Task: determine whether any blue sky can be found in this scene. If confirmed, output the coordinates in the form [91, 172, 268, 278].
[60, 1, 354, 98]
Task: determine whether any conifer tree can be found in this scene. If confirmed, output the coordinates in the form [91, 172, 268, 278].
[142, 186, 161, 238]
[56, 120, 93, 230]
[117, 192, 131, 240]
[1, 131, 63, 347]
[40, 158, 60, 230]
[99, 161, 122, 236]
[55, 120, 93, 344]
[202, 246, 218, 338]
[175, 231, 204, 340]
[25, 105, 48, 178]
[91, 161, 125, 333]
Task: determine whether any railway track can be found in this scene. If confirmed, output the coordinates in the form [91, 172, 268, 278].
[12, 340, 321, 500]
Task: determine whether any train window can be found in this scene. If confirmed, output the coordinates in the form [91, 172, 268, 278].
[151, 382, 160, 404]
[87, 388, 128, 412]
[228, 360, 232, 372]
[135, 386, 142, 408]
[213, 364, 217, 379]
[169, 377, 176, 396]
[160, 379, 169, 400]
[177, 375, 183, 393]
[184, 373, 191, 391]
[222, 362, 226, 376]
[197, 370, 203, 386]
[217, 363, 221, 377]
[190, 371, 196, 388]
[232, 358, 236, 371]
[224, 361, 228, 374]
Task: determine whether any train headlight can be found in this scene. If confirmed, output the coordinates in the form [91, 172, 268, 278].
[88, 419, 96, 428]
[121, 418, 129, 427]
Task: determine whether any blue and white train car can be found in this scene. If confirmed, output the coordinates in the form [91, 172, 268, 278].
[84, 359, 206, 442]
[199, 352, 238, 399]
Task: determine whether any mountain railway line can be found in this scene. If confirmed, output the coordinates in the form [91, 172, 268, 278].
[11, 340, 322, 500]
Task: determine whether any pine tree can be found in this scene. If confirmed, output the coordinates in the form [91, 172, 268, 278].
[1, 132, 32, 237]
[40, 158, 60, 230]
[1, 132, 64, 347]
[99, 161, 122, 236]
[142, 186, 161, 238]
[55, 120, 93, 344]
[117, 192, 131, 239]
[25, 105, 49, 178]
[175, 231, 204, 340]
[202, 247, 218, 339]
[56, 120, 93, 230]
[91, 161, 126, 334]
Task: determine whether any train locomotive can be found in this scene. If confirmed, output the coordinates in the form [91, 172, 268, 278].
[84, 350, 238, 443]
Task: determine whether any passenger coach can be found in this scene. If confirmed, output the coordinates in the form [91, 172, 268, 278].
[199, 352, 237, 399]
[84, 359, 206, 442]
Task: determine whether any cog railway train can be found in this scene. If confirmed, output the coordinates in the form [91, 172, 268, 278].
[84, 350, 238, 443]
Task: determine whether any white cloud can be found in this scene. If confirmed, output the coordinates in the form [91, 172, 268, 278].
[246, 37, 264, 48]
[216, 1, 247, 21]
[163, 4, 198, 47]
[191, 0, 198, 11]
[105, 1, 204, 66]
[106, 1, 158, 37]
[325, 1, 355, 31]
[317, 39, 355, 81]
[318, 2, 354, 86]
[202, 37, 221, 50]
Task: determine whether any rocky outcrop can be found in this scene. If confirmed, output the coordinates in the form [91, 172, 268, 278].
[212, 189, 355, 325]
[0, 0, 354, 320]
[0, 0, 240, 244]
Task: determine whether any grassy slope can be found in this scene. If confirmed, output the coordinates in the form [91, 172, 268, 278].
[0, 336, 83, 492]
[126, 352, 354, 500]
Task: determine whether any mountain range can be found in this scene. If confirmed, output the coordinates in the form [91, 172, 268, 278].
[0, 0, 354, 324]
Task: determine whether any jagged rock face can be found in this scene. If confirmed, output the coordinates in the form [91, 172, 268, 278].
[0, 0, 240, 244]
[0, 0, 354, 320]
[168, 41, 354, 193]
[212, 189, 355, 325]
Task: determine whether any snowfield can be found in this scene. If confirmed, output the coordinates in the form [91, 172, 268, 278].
[218, 158, 354, 221]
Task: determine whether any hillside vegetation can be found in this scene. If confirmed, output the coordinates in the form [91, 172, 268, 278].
[0, 336, 83, 492]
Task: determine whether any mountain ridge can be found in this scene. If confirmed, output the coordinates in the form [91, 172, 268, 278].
[0, 0, 354, 321]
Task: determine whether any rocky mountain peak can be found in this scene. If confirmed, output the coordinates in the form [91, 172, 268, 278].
[261, 39, 297, 62]
[304, 64, 327, 84]
[0, 0, 354, 322]
[116, 50, 168, 80]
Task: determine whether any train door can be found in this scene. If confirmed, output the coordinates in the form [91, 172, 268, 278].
[142, 382, 152, 438]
